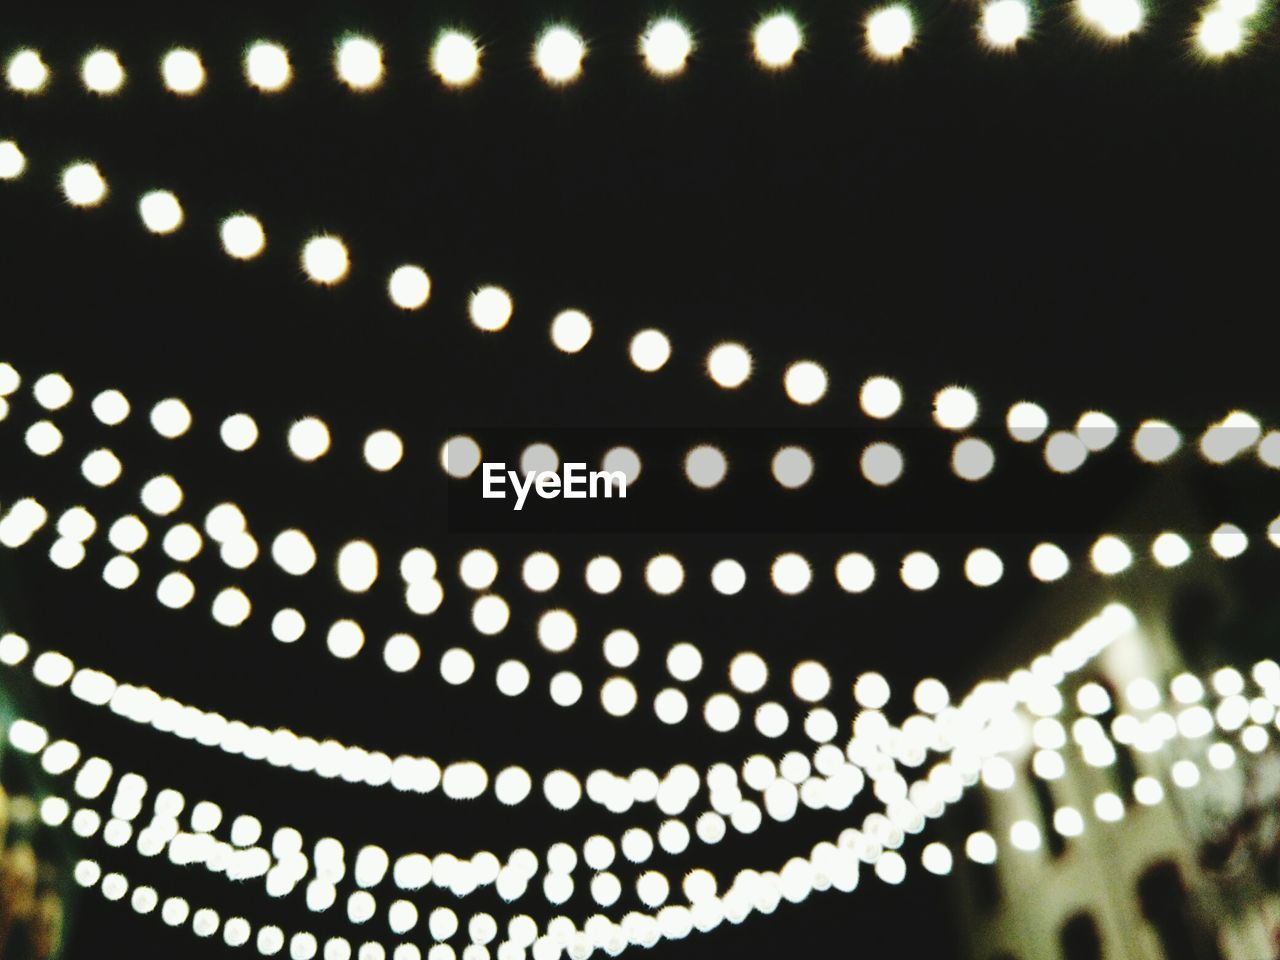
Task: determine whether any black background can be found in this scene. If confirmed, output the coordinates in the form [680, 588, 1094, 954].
[2, 0, 1280, 957]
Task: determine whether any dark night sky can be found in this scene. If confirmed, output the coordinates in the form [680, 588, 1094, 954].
[1, 0, 1279, 957]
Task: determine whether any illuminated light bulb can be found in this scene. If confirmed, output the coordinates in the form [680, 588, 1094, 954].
[1196, 9, 1244, 56]
[964, 547, 1004, 586]
[951, 437, 995, 481]
[707, 342, 752, 388]
[1010, 820, 1041, 851]
[854, 672, 891, 709]
[711, 558, 747, 595]
[1089, 534, 1132, 574]
[981, 0, 1032, 47]
[161, 48, 205, 94]
[1209, 522, 1248, 559]
[150, 398, 192, 438]
[439, 647, 475, 685]
[534, 26, 586, 84]
[0, 141, 26, 180]
[1007, 400, 1049, 441]
[138, 190, 184, 234]
[791, 660, 831, 702]
[860, 376, 902, 419]
[866, 5, 916, 59]
[335, 36, 383, 90]
[62, 162, 108, 207]
[537, 609, 577, 653]
[667, 642, 702, 681]
[1093, 792, 1125, 822]
[288, 417, 331, 461]
[770, 552, 812, 594]
[922, 842, 953, 875]
[33, 372, 73, 410]
[7, 49, 49, 93]
[1076, 410, 1119, 451]
[432, 31, 481, 87]
[601, 677, 639, 717]
[784, 361, 827, 405]
[326, 620, 365, 659]
[220, 214, 266, 259]
[629, 329, 672, 372]
[496, 662, 531, 696]
[641, 18, 693, 76]
[1133, 418, 1181, 462]
[363, 430, 403, 472]
[301, 235, 350, 285]
[471, 594, 509, 635]
[469, 286, 513, 331]
[771, 446, 814, 489]
[245, 42, 292, 92]
[1053, 807, 1085, 836]
[586, 555, 623, 593]
[684, 445, 728, 489]
[219, 413, 258, 451]
[1151, 531, 1191, 567]
[965, 832, 997, 864]
[900, 550, 939, 590]
[459, 549, 498, 590]
[441, 435, 482, 478]
[1133, 776, 1164, 806]
[835, 552, 876, 592]
[550, 309, 593, 353]
[753, 13, 803, 68]
[933, 386, 978, 430]
[388, 265, 431, 310]
[82, 49, 125, 94]
[1029, 542, 1070, 582]
[654, 688, 689, 724]
[1078, 0, 1145, 37]
[861, 441, 904, 486]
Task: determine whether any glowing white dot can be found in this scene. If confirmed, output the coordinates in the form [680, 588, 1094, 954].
[1133, 419, 1181, 463]
[150, 398, 192, 438]
[654, 688, 688, 724]
[62, 162, 108, 207]
[602, 629, 639, 668]
[212, 588, 251, 627]
[707, 343, 752, 388]
[363, 430, 403, 472]
[336, 36, 383, 90]
[964, 547, 1004, 587]
[82, 49, 125, 94]
[221, 215, 266, 259]
[549, 671, 583, 706]
[1094, 792, 1125, 822]
[383, 634, 421, 673]
[854, 672, 891, 709]
[601, 677, 639, 717]
[495, 659, 530, 696]
[162, 49, 205, 94]
[216, 413, 257, 452]
[1078, 0, 1144, 36]
[667, 642, 703, 682]
[711, 558, 747, 595]
[7, 49, 49, 93]
[585, 555, 622, 594]
[901, 551, 939, 590]
[538, 609, 577, 653]
[981, 0, 1031, 47]
[470, 286, 513, 331]
[965, 832, 997, 864]
[684, 445, 728, 489]
[1076, 410, 1119, 451]
[1044, 431, 1088, 473]
[138, 190, 184, 234]
[835, 553, 876, 593]
[141, 475, 184, 515]
[753, 13, 803, 68]
[642, 18, 693, 76]
[272, 609, 305, 643]
[704, 693, 741, 732]
[729, 653, 768, 694]
[432, 31, 481, 87]
[82, 449, 123, 486]
[771, 553, 812, 595]
[550, 309, 593, 353]
[914, 678, 950, 714]
[471, 595, 510, 635]
[25, 421, 62, 456]
[771, 446, 814, 489]
[1090, 535, 1132, 575]
[327, 619, 365, 659]
[388, 266, 431, 310]
[543, 770, 583, 810]
[791, 661, 831, 702]
[246, 42, 292, 92]
[288, 417, 331, 461]
[1196, 9, 1243, 55]
[0, 141, 25, 180]
[646, 554, 684, 594]
[922, 843, 953, 875]
[535, 26, 586, 84]
[860, 376, 902, 419]
[440, 648, 475, 685]
[302, 235, 350, 285]
[866, 5, 915, 58]
[1152, 531, 1191, 568]
[1258, 432, 1280, 468]
[601, 446, 642, 485]
[441, 435, 482, 478]
[784, 361, 827, 405]
[860, 442, 904, 486]
[1210, 522, 1248, 559]
[1029, 542, 1070, 582]
[1006, 401, 1048, 441]
[933, 386, 978, 430]
[630, 329, 671, 372]
[951, 438, 995, 481]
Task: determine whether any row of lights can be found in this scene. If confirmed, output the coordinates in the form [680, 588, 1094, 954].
[13, 606, 1131, 943]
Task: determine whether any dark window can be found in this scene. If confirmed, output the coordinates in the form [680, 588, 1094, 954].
[1060, 912, 1103, 960]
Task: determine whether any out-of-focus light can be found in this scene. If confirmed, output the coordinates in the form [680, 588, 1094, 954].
[861, 442, 905, 486]
[952, 438, 995, 481]
[139, 190, 184, 234]
[550, 309, 593, 353]
[150, 398, 192, 438]
[1045, 431, 1088, 473]
[836, 552, 876, 592]
[866, 5, 916, 59]
[630, 329, 672, 372]
[1029, 542, 1070, 581]
[288, 417, 331, 461]
[964, 547, 1004, 586]
[1076, 410, 1119, 451]
[0, 141, 26, 180]
[82, 49, 125, 94]
[1151, 532, 1191, 568]
[981, 0, 1032, 47]
[62, 162, 108, 207]
[1196, 9, 1244, 56]
[335, 36, 384, 90]
[1090, 535, 1132, 575]
[900, 551, 939, 590]
[933, 386, 978, 430]
[388, 265, 431, 310]
[921, 843, 953, 875]
[642, 18, 693, 76]
[785, 361, 828, 405]
[432, 31, 481, 87]
[965, 832, 997, 864]
[685, 445, 728, 489]
[245, 42, 292, 91]
[221, 215, 266, 259]
[363, 430, 403, 472]
[707, 343, 752, 388]
[1007, 400, 1048, 441]
[753, 13, 803, 68]
[1078, 0, 1145, 37]
[772, 446, 814, 489]
[162, 49, 205, 94]
[1053, 807, 1084, 836]
[1133, 419, 1181, 462]
[1209, 522, 1248, 559]
[470, 286, 513, 332]
[7, 49, 50, 93]
[860, 376, 903, 419]
[535, 26, 586, 84]
[1094, 792, 1125, 822]
[301, 235, 350, 285]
